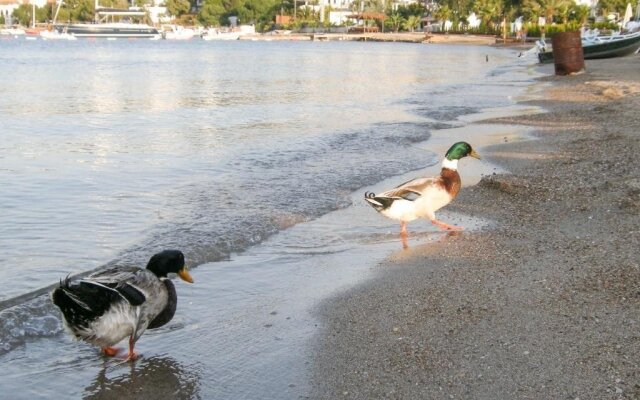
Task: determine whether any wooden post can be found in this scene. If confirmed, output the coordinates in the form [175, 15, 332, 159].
[503, 16, 507, 43]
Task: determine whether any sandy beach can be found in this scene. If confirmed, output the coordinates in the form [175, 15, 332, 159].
[310, 55, 640, 399]
[238, 32, 497, 44]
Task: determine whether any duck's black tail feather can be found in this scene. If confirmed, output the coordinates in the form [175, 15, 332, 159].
[364, 192, 394, 211]
[51, 277, 120, 328]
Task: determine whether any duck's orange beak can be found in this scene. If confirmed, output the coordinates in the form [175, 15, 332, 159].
[178, 267, 194, 283]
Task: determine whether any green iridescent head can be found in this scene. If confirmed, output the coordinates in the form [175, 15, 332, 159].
[444, 142, 481, 161]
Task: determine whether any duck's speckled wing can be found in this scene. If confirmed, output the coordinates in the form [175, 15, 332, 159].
[83, 266, 157, 307]
[378, 176, 443, 200]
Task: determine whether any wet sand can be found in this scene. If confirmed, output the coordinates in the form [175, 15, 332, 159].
[310, 55, 640, 399]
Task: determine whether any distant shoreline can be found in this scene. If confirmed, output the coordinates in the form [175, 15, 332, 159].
[2, 30, 522, 47]
[240, 32, 499, 45]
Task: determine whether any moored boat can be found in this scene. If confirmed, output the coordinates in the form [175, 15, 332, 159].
[162, 24, 196, 40]
[202, 28, 240, 41]
[51, 0, 161, 40]
[201, 25, 255, 41]
[0, 26, 26, 36]
[53, 22, 161, 39]
[40, 26, 77, 40]
[537, 30, 640, 64]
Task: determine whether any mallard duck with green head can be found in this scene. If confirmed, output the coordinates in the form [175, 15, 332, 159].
[52, 250, 194, 361]
[365, 141, 481, 236]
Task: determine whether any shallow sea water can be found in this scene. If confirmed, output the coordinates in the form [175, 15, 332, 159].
[0, 37, 542, 398]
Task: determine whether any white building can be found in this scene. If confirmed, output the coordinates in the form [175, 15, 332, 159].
[1, 0, 173, 25]
[574, 0, 598, 7]
[306, 0, 423, 25]
[1, 0, 53, 23]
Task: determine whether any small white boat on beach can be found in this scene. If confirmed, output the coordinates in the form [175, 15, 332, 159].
[201, 28, 240, 41]
[162, 25, 196, 40]
[0, 26, 26, 36]
[201, 25, 255, 41]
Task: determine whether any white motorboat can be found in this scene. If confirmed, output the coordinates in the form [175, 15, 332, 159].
[201, 28, 240, 41]
[40, 29, 77, 40]
[162, 25, 196, 40]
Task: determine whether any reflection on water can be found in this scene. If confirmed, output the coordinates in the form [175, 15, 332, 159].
[0, 40, 535, 303]
[84, 356, 201, 400]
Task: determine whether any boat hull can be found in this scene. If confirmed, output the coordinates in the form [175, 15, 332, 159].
[538, 32, 640, 64]
[54, 23, 160, 39]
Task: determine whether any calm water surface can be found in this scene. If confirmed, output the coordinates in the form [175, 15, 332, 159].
[0, 38, 539, 398]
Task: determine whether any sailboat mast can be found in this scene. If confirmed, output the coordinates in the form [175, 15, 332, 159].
[52, 0, 62, 24]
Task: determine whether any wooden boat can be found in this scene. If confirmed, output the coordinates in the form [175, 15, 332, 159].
[537, 30, 640, 64]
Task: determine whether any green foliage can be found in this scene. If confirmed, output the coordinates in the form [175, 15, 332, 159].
[166, 0, 191, 17]
[520, 0, 542, 23]
[101, 0, 131, 8]
[403, 14, 421, 31]
[54, 0, 96, 22]
[597, 0, 628, 16]
[522, 21, 540, 36]
[473, 0, 503, 25]
[190, 0, 622, 34]
[198, 0, 226, 25]
[568, 4, 590, 24]
[0, 14, 4, 25]
[434, 4, 452, 22]
[11, 4, 52, 25]
[385, 13, 403, 32]
[465, 20, 501, 34]
[519, 0, 582, 24]
[593, 20, 620, 30]
[197, 0, 279, 28]
[437, 0, 474, 17]
[544, 0, 573, 23]
[11, 5, 30, 25]
[395, 3, 425, 19]
[522, 22, 581, 37]
[350, 0, 384, 13]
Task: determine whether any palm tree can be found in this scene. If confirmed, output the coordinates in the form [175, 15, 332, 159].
[387, 13, 404, 32]
[474, 0, 503, 27]
[434, 3, 452, 29]
[521, 0, 543, 23]
[351, 0, 384, 12]
[543, 0, 572, 23]
[403, 14, 421, 31]
[597, 0, 628, 18]
[569, 4, 590, 24]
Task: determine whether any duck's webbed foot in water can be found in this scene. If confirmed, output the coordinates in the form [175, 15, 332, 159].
[400, 221, 408, 237]
[101, 347, 121, 357]
[431, 219, 463, 231]
[125, 336, 139, 362]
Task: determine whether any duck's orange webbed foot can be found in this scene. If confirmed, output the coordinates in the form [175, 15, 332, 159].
[124, 336, 138, 362]
[431, 219, 464, 231]
[101, 347, 120, 357]
[400, 221, 408, 237]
